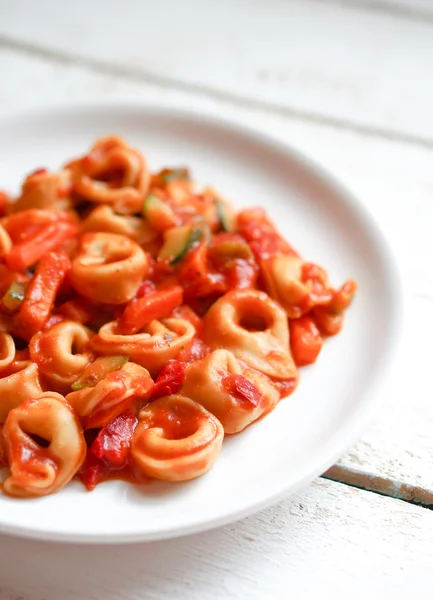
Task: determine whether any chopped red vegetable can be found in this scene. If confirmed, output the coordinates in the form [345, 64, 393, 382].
[150, 360, 186, 401]
[80, 451, 107, 491]
[4, 221, 77, 271]
[289, 315, 323, 366]
[222, 374, 263, 407]
[91, 412, 137, 469]
[119, 285, 183, 334]
[15, 250, 71, 340]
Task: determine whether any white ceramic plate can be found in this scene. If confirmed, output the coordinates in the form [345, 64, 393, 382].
[0, 101, 403, 543]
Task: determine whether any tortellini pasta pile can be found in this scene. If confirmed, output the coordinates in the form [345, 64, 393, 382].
[0, 137, 356, 497]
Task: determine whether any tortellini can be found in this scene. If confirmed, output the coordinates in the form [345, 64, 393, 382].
[67, 136, 150, 214]
[81, 204, 159, 247]
[10, 168, 73, 212]
[261, 254, 309, 317]
[182, 349, 280, 434]
[30, 320, 93, 392]
[91, 318, 195, 376]
[2, 392, 86, 497]
[0, 363, 43, 423]
[70, 232, 149, 304]
[204, 289, 297, 380]
[66, 361, 153, 428]
[131, 395, 224, 481]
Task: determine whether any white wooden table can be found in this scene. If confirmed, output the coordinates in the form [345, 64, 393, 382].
[0, 1, 432, 597]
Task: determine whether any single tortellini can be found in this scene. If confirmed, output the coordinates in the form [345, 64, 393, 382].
[261, 255, 308, 316]
[81, 204, 159, 246]
[10, 168, 73, 213]
[182, 349, 280, 434]
[29, 320, 94, 392]
[67, 136, 150, 214]
[0, 363, 43, 423]
[131, 395, 224, 481]
[261, 254, 331, 318]
[91, 318, 195, 376]
[2, 392, 86, 497]
[204, 289, 296, 380]
[66, 361, 153, 429]
[70, 232, 149, 304]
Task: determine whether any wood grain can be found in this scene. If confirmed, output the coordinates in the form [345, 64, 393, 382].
[0, 479, 432, 600]
[0, 0, 433, 143]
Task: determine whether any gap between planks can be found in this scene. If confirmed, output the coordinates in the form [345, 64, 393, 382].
[1, 34, 433, 151]
[323, 465, 433, 508]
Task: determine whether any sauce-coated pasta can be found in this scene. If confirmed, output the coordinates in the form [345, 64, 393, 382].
[0, 137, 356, 497]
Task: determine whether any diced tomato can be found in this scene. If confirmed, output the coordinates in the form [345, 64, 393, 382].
[14, 250, 71, 340]
[177, 245, 227, 300]
[136, 280, 157, 298]
[289, 315, 323, 366]
[150, 360, 186, 401]
[237, 207, 297, 260]
[80, 451, 107, 491]
[222, 374, 263, 407]
[91, 412, 137, 469]
[119, 285, 183, 334]
[4, 221, 77, 271]
[177, 336, 209, 363]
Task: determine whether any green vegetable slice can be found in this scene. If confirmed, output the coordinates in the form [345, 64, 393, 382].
[217, 199, 236, 232]
[3, 281, 26, 312]
[158, 225, 203, 264]
[71, 355, 129, 391]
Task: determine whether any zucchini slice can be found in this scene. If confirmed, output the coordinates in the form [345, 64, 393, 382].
[142, 194, 177, 231]
[213, 240, 253, 260]
[71, 355, 129, 391]
[217, 199, 236, 233]
[158, 225, 203, 264]
[3, 281, 26, 312]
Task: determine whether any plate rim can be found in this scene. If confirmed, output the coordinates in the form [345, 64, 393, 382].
[0, 99, 405, 543]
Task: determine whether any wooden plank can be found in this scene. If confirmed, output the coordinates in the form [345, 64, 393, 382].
[0, 479, 432, 600]
[0, 49, 432, 495]
[0, 0, 433, 143]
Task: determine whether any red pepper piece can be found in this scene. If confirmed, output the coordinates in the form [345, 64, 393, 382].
[150, 360, 186, 401]
[136, 280, 157, 298]
[289, 315, 323, 366]
[177, 337, 209, 364]
[119, 286, 183, 335]
[91, 412, 137, 469]
[15, 250, 71, 340]
[4, 221, 77, 271]
[80, 451, 107, 491]
[222, 374, 263, 407]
